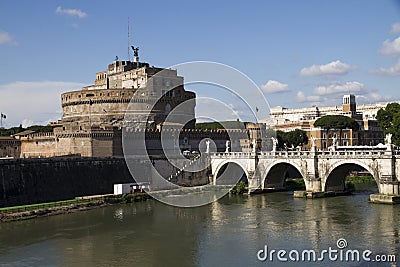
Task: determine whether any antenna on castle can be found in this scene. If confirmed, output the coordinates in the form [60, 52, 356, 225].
[127, 17, 131, 61]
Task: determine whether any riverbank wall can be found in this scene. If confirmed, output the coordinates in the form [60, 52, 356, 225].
[0, 157, 209, 208]
[0, 157, 133, 207]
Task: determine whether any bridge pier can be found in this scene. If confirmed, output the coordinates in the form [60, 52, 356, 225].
[371, 181, 400, 204]
[304, 178, 322, 192]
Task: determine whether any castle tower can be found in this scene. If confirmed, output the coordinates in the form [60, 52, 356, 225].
[342, 94, 356, 114]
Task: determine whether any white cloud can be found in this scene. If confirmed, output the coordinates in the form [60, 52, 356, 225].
[21, 119, 34, 128]
[295, 91, 321, 103]
[379, 37, 400, 56]
[0, 31, 18, 45]
[313, 81, 364, 95]
[371, 59, 400, 76]
[261, 80, 290, 94]
[300, 60, 354, 76]
[56, 6, 87, 19]
[357, 93, 392, 103]
[195, 97, 256, 123]
[0, 81, 86, 127]
[390, 23, 400, 34]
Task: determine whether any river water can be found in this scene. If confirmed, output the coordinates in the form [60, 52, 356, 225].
[0, 185, 398, 267]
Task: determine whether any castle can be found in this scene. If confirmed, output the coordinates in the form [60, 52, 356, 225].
[1, 51, 250, 158]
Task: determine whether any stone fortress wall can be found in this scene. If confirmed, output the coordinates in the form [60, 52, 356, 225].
[16, 128, 253, 158]
[0, 137, 20, 158]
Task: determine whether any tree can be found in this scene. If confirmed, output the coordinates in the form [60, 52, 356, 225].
[314, 115, 360, 145]
[276, 129, 308, 149]
[377, 103, 400, 146]
[0, 125, 54, 136]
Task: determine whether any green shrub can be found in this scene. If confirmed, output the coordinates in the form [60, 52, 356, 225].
[230, 181, 247, 195]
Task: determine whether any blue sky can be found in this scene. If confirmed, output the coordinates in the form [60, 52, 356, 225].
[1, 1, 400, 126]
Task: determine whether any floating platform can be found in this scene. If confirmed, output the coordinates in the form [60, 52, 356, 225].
[369, 194, 400, 204]
[293, 191, 351, 199]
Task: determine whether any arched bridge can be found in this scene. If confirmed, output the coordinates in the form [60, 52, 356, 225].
[210, 147, 400, 196]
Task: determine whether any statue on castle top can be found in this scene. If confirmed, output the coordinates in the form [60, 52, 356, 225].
[131, 46, 139, 57]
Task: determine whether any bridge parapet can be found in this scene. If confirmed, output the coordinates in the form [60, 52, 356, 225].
[212, 149, 395, 159]
[318, 150, 391, 158]
[212, 152, 256, 159]
[259, 151, 313, 158]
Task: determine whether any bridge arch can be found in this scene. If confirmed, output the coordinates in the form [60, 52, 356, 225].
[214, 160, 249, 185]
[324, 160, 379, 192]
[262, 160, 304, 190]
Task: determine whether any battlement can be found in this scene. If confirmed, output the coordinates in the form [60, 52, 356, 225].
[107, 60, 150, 75]
[61, 88, 136, 106]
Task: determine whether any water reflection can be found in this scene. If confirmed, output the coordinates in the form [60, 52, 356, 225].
[0, 190, 398, 266]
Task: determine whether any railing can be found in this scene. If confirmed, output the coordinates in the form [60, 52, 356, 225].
[211, 149, 394, 159]
[168, 154, 201, 181]
[21, 152, 81, 158]
[212, 152, 256, 158]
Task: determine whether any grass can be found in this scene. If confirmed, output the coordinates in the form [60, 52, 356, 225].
[195, 121, 248, 130]
[0, 198, 90, 213]
[345, 175, 376, 192]
[346, 175, 375, 183]
[0, 193, 153, 222]
[285, 178, 306, 190]
[104, 193, 152, 204]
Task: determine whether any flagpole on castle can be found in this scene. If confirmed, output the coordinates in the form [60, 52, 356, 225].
[0, 113, 6, 128]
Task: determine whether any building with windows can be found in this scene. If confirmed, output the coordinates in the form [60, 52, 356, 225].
[266, 94, 387, 150]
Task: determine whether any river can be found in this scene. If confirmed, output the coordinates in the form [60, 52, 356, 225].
[0, 185, 398, 267]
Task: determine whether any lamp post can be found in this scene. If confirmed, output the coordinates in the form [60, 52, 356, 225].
[89, 98, 93, 157]
[84, 93, 95, 156]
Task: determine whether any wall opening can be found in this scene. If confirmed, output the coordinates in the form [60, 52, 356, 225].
[215, 162, 247, 185]
[325, 163, 378, 193]
[264, 163, 304, 191]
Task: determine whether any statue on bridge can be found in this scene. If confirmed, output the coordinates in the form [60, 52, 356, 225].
[252, 139, 257, 153]
[205, 140, 210, 154]
[271, 137, 278, 152]
[385, 133, 392, 145]
[332, 136, 337, 147]
[225, 140, 230, 153]
[311, 137, 317, 152]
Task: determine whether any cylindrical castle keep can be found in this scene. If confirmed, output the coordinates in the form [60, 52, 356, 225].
[59, 59, 196, 133]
